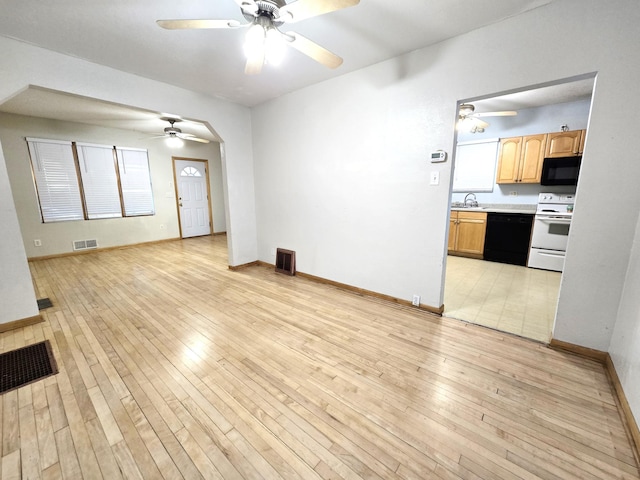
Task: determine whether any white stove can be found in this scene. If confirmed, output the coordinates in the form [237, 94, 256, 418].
[527, 193, 575, 272]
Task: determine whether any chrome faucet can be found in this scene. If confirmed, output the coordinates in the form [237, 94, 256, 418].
[463, 192, 478, 207]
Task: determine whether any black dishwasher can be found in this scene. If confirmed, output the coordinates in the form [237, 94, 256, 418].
[483, 213, 533, 266]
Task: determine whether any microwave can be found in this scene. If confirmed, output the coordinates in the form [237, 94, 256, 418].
[540, 156, 581, 186]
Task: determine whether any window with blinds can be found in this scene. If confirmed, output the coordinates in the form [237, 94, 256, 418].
[27, 138, 155, 223]
[117, 148, 155, 216]
[27, 139, 84, 222]
[77, 143, 123, 219]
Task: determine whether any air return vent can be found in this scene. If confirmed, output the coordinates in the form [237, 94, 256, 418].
[73, 239, 98, 251]
[275, 248, 296, 276]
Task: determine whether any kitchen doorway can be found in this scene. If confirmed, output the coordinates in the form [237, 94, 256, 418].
[444, 77, 595, 343]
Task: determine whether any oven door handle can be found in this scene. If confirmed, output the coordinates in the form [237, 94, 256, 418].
[537, 217, 572, 224]
[538, 251, 566, 258]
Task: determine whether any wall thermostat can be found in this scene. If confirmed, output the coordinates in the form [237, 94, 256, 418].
[430, 150, 447, 163]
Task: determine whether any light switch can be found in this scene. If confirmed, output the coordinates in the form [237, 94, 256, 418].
[430, 171, 440, 185]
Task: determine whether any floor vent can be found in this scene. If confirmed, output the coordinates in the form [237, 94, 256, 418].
[0, 341, 58, 394]
[37, 298, 53, 310]
[275, 248, 296, 276]
[73, 239, 98, 251]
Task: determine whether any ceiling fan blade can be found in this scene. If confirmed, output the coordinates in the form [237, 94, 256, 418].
[183, 136, 210, 144]
[473, 111, 517, 117]
[473, 118, 490, 129]
[285, 31, 342, 69]
[281, 0, 360, 23]
[231, 0, 259, 15]
[178, 133, 210, 144]
[157, 19, 242, 30]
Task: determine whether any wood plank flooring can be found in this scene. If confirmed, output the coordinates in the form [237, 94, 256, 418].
[1, 235, 638, 479]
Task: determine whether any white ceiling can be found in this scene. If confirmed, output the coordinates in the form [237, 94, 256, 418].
[0, 87, 220, 142]
[0, 0, 556, 107]
[0, 0, 594, 137]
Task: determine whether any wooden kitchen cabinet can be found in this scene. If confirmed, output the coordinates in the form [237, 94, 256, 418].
[448, 211, 487, 258]
[496, 134, 546, 184]
[545, 129, 585, 157]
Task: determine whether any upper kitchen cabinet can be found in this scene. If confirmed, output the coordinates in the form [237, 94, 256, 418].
[545, 129, 585, 157]
[496, 134, 546, 184]
[496, 137, 521, 183]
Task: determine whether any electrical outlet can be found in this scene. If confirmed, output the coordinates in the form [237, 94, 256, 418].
[270, 247, 276, 256]
[509, 191, 518, 196]
[159, 224, 165, 229]
[34, 239, 42, 247]
[412, 294, 421, 306]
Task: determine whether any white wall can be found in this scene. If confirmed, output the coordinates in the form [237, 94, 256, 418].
[610, 211, 640, 423]
[0, 141, 39, 324]
[0, 113, 226, 258]
[0, 36, 258, 267]
[252, 0, 640, 354]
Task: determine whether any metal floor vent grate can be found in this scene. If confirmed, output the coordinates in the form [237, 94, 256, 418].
[0, 341, 58, 394]
[275, 248, 296, 276]
[37, 297, 53, 310]
[73, 239, 98, 251]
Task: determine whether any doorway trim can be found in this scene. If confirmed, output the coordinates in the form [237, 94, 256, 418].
[172, 157, 214, 238]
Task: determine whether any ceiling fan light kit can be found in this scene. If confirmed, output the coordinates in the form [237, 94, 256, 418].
[165, 134, 184, 148]
[150, 118, 210, 146]
[157, 0, 360, 75]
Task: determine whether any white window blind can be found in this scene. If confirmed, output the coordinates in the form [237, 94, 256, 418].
[76, 143, 123, 219]
[452, 139, 499, 192]
[27, 138, 84, 222]
[116, 148, 155, 216]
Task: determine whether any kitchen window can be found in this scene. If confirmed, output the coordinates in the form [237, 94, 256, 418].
[452, 139, 499, 192]
[27, 138, 154, 223]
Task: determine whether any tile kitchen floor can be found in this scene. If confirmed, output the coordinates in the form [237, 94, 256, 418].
[444, 255, 561, 343]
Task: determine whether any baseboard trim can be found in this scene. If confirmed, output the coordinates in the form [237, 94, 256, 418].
[228, 261, 260, 271]
[550, 338, 640, 464]
[254, 260, 444, 315]
[0, 314, 44, 333]
[605, 355, 640, 466]
[548, 338, 608, 362]
[28, 237, 182, 261]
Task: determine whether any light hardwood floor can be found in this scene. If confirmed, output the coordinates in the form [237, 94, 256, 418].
[1, 235, 637, 479]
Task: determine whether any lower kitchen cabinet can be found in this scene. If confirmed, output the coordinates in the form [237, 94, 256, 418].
[448, 211, 487, 258]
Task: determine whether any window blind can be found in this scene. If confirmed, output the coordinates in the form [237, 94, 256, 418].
[116, 148, 155, 216]
[452, 139, 499, 192]
[27, 138, 84, 222]
[76, 143, 123, 219]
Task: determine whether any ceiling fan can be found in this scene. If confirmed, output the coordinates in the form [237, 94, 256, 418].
[157, 0, 360, 75]
[151, 118, 210, 147]
[458, 103, 517, 133]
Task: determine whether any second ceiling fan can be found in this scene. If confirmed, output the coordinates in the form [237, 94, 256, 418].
[157, 0, 360, 75]
[458, 103, 517, 133]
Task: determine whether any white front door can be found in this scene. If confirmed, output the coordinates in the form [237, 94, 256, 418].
[174, 159, 211, 238]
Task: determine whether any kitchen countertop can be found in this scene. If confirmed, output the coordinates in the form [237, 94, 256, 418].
[451, 203, 536, 215]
